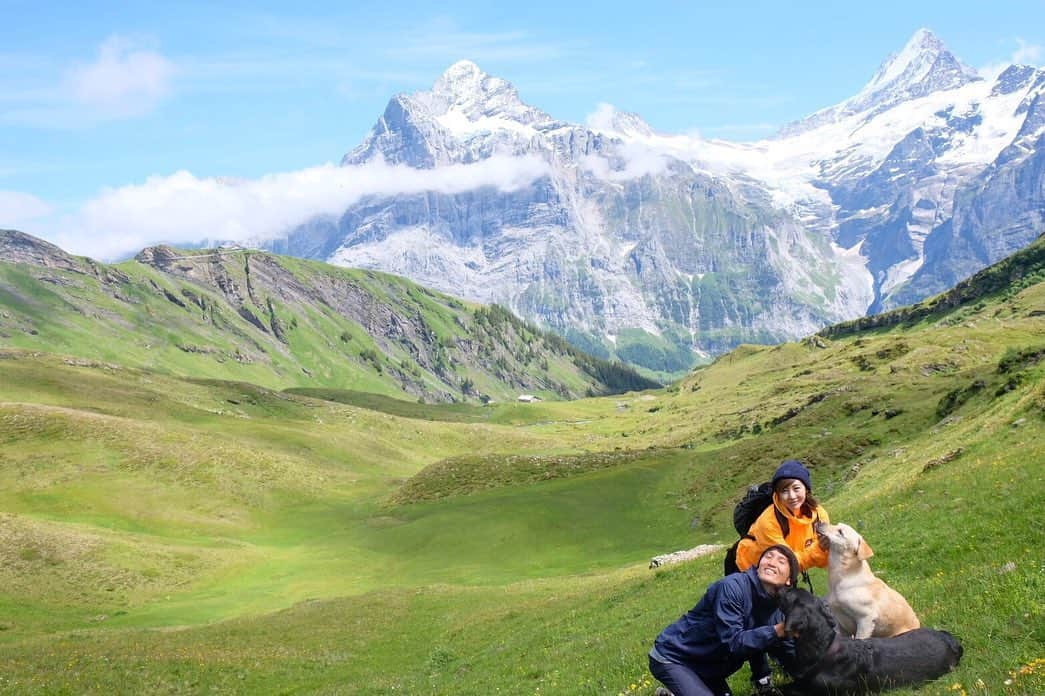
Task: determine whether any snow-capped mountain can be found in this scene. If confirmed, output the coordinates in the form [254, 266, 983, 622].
[344, 60, 561, 168]
[269, 30, 1045, 371]
[780, 28, 983, 136]
[756, 30, 1044, 311]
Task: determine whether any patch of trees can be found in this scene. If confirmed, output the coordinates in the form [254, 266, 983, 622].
[473, 304, 660, 394]
[820, 233, 1045, 339]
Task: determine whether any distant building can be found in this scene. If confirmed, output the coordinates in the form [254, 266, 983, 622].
[517, 394, 542, 403]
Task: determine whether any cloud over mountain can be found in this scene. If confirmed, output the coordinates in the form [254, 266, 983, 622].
[42, 155, 549, 260]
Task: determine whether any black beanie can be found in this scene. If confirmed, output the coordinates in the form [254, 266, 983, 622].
[772, 459, 812, 492]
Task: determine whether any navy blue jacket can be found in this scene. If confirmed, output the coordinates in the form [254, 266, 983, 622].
[653, 568, 791, 679]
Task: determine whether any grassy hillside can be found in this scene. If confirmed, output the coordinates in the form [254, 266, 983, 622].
[0, 230, 656, 404]
[0, 235, 1042, 694]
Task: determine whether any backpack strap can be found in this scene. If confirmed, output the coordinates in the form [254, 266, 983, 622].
[802, 510, 821, 592]
[773, 506, 790, 538]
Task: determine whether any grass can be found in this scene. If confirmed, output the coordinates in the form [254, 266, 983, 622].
[0, 244, 654, 405]
[284, 388, 497, 422]
[0, 243, 1043, 693]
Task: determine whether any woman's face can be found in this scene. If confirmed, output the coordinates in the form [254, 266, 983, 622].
[776, 478, 807, 513]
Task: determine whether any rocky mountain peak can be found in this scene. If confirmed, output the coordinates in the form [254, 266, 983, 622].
[134, 245, 184, 270]
[991, 64, 1038, 96]
[343, 60, 555, 167]
[0, 229, 83, 272]
[312, 28, 1045, 365]
[779, 29, 982, 137]
[421, 59, 551, 126]
[855, 28, 980, 106]
[587, 104, 656, 139]
[432, 60, 486, 98]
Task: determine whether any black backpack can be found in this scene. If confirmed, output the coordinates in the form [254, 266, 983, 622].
[723, 481, 814, 591]
[732, 481, 787, 538]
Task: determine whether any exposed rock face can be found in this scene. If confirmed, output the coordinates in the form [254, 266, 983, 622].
[887, 102, 1045, 307]
[649, 544, 724, 569]
[2, 234, 658, 402]
[258, 31, 1045, 369]
[279, 61, 870, 366]
[0, 230, 84, 272]
[781, 28, 983, 135]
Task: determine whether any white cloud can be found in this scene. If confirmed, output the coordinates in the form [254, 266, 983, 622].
[978, 62, 1008, 81]
[585, 103, 619, 133]
[65, 36, 176, 117]
[0, 36, 176, 127]
[582, 104, 671, 181]
[580, 144, 671, 182]
[705, 123, 778, 138]
[44, 155, 551, 261]
[979, 38, 1045, 79]
[0, 190, 53, 229]
[1012, 39, 1043, 65]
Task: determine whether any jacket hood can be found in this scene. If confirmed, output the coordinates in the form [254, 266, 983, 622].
[744, 565, 778, 602]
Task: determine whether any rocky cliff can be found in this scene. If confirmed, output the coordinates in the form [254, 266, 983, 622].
[259, 30, 1045, 371]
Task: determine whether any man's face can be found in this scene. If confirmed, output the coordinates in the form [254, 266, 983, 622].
[757, 548, 792, 591]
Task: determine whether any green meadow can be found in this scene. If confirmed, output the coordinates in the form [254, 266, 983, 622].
[0, 239, 1044, 694]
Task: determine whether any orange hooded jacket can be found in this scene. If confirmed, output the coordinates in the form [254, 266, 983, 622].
[734, 493, 830, 573]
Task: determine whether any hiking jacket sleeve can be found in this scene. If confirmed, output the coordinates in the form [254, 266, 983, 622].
[798, 505, 830, 570]
[734, 504, 783, 572]
[715, 577, 780, 657]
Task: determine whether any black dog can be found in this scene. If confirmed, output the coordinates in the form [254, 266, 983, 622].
[777, 588, 962, 696]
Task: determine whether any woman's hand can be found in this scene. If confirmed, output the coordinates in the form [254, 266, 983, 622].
[774, 622, 786, 638]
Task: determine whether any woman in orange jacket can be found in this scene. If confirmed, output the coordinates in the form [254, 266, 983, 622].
[733, 459, 829, 695]
[735, 459, 830, 574]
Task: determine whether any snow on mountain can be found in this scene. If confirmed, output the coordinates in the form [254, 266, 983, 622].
[343, 60, 560, 168]
[639, 31, 1043, 309]
[268, 30, 1045, 369]
[428, 59, 552, 128]
[776, 58, 1040, 307]
[780, 28, 982, 137]
[586, 103, 657, 140]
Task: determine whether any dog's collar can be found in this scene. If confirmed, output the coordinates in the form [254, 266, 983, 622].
[792, 633, 844, 681]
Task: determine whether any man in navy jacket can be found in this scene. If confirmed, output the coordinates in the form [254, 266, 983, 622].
[649, 545, 798, 696]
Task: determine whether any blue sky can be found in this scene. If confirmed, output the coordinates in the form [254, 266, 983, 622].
[2, 1, 1043, 257]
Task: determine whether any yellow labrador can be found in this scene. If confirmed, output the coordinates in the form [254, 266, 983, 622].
[818, 522, 920, 638]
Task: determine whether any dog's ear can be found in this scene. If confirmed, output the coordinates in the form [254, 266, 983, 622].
[857, 537, 874, 560]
